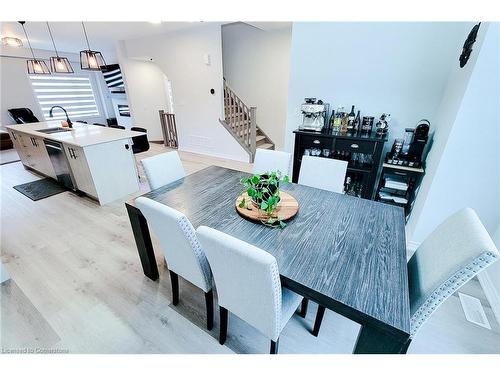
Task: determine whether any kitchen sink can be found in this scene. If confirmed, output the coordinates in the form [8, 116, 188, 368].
[36, 128, 73, 134]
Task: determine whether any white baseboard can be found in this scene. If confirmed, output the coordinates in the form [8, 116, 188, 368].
[478, 272, 500, 325]
[0, 263, 10, 284]
[179, 146, 250, 163]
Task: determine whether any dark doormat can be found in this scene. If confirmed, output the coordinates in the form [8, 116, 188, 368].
[13, 178, 67, 201]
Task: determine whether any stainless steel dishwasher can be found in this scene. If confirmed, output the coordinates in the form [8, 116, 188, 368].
[44, 139, 76, 190]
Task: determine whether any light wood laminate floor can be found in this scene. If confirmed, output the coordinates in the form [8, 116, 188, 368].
[1, 143, 499, 353]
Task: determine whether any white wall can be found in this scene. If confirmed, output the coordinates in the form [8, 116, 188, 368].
[411, 23, 499, 241]
[406, 24, 488, 240]
[116, 41, 167, 140]
[0, 45, 113, 126]
[222, 23, 292, 150]
[123, 24, 248, 162]
[284, 22, 474, 154]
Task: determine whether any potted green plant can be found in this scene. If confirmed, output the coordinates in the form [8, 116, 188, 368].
[239, 171, 290, 228]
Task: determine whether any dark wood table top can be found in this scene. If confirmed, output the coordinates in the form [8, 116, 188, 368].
[139, 165, 410, 335]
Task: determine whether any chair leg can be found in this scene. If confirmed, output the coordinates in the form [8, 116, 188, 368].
[169, 270, 179, 306]
[312, 305, 326, 337]
[204, 290, 214, 331]
[299, 298, 309, 318]
[219, 306, 228, 345]
[270, 338, 279, 354]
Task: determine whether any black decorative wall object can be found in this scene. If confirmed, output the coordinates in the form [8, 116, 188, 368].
[459, 23, 481, 68]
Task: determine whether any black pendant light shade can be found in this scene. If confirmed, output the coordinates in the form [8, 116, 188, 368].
[47, 22, 74, 73]
[50, 56, 74, 73]
[27, 59, 51, 74]
[80, 50, 106, 70]
[80, 22, 105, 71]
[19, 21, 51, 75]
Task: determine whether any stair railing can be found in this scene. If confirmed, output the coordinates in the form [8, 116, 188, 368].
[223, 81, 257, 160]
[159, 110, 179, 148]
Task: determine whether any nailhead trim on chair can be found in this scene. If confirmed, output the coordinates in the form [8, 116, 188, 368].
[177, 215, 213, 291]
[270, 260, 282, 339]
[410, 251, 498, 337]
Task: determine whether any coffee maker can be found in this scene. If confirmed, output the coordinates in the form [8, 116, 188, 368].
[299, 98, 328, 132]
[386, 119, 430, 168]
[407, 120, 430, 163]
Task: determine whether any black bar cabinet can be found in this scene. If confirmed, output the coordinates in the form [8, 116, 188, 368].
[292, 130, 388, 200]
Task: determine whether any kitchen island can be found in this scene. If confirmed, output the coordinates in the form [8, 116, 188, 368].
[5, 121, 144, 205]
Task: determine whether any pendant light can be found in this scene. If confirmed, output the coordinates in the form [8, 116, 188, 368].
[79, 22, 105, 71]
[47, 22, 74, 73]
[19, 21, 50, 75]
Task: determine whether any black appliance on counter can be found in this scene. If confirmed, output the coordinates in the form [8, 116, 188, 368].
[386, 120, 430, 168]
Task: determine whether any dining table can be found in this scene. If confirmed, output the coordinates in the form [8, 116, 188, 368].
[125, 165, 411, 354]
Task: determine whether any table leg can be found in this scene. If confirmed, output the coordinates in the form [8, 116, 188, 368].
[126, 203, 159, 281]
[353, 324, 410, 354]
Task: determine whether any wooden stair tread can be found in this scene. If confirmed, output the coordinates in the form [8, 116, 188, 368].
[258, 143, 274, 150]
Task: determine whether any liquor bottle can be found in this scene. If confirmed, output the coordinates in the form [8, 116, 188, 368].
[353, 110, 361, 133]
[328, 109, 335, 132]
[333, 107, 343, 132]
[344, 176, 351, 194]
[347, 105, 356, 132]
[340, 112, 349, 133]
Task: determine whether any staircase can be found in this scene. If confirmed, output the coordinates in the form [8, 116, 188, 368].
[219, 81, 274, 162]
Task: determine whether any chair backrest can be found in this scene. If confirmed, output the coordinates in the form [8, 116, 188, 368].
[108, 123, 126, 130]
[253, 149, 292, 176]
[8, 108, 39, 124]
[298, 156, 348, 193]
[141, 151, 186, 190]
[408, 208, 499, 337]
[196, 226, 282, 340]
[135, 197, 212, 292]
[131, 127, 150, 154]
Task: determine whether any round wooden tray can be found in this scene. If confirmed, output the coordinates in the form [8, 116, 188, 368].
[235, 192, 298, 222]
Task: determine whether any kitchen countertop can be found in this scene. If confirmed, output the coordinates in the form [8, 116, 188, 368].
[5, 121, 144, 147]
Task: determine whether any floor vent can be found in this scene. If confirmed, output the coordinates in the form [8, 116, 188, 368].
[459, 292, 491, 329]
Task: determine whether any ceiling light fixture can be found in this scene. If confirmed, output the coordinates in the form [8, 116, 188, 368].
[19, 21, 50, 75]
[47, 22, 74, 74]
[2, 36, 23, 47]
[79, 22, 106, 71]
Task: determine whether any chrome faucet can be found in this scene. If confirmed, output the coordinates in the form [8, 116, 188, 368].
[49, 106, 73, 128]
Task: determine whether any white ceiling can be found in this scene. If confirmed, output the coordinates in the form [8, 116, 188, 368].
[0, 21, 291, 58]
[0, 22, 209, 57]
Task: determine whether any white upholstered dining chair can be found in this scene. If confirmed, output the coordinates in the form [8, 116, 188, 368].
[196, 226, 304, 354]
[135, 197, 214, 330]
[253, 149, 292, 176]
[298, 155, 348, 193]
[313, 208, 499, 351]
[141, 151, 186, 190]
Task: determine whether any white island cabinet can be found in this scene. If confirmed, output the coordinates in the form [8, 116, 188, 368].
[6, 121, 144, 205]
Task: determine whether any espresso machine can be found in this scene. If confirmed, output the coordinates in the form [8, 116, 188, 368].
[299, 98, 328, 132]
[386, 119, 430, 168]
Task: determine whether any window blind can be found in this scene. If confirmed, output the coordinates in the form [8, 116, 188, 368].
[29, 74, 100, 120]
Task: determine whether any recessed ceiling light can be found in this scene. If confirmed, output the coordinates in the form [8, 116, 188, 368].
[2, 36, 23, 47]
[149, 21, 162, 25]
